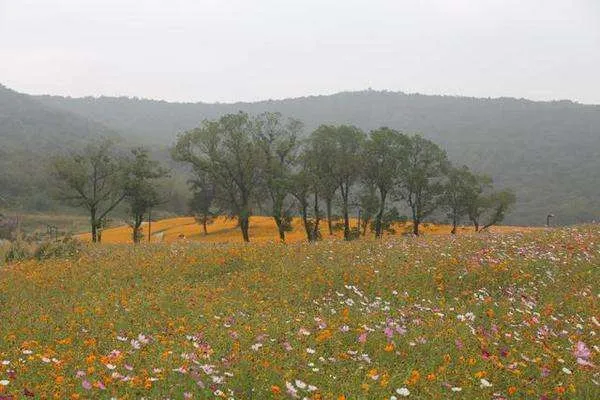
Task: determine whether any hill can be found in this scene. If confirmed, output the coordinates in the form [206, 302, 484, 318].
[0, 226, 598, 397]
[36, 90, 600, 225]
[2, 85, 600, 224]
[0, 85, 119, 209]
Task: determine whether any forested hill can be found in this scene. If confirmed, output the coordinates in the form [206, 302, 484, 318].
[2, 84, 599, 225]
[0, 85, 119, 209]
[36, 90, 600, 225]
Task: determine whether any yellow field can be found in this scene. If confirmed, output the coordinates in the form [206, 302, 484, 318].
[74, 216, 543, 244]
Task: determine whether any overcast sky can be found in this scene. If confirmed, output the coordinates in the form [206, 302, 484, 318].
[1, 0, 599, 104]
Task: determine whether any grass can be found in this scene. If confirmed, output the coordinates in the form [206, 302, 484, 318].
[0, 225, 598, 399]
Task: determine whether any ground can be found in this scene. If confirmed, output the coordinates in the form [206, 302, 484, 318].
[0, 225, 598, 399]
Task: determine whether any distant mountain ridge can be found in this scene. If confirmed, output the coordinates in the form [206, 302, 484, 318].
[1, 84, 599, 224]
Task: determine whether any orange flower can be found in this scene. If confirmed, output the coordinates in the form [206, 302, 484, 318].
[316, 329, 332, 342]
[474, 371, 487, 378]
[406, 370, 421, 385]
[426, 373, 436, 381]
[55, 376, 65, 384]
[508, 386, 517, 395]
[271, 385, 281, 394]
[555, 386, 566, 394]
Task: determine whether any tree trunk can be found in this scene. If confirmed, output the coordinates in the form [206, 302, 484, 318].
[341, 185, 350, 240]
[451, 214, 457, 235]
[239, 214, 250, 242]
[273, 216, 286, 242]
[374, 190, 387, 238]
[411, 206, 420, 236]
[326, 198, 333, 235]
[202, 217, 208, 235]
[90, 207, 98, 243]
[473, 220, 479, 232]
[312, 192, 320, 240]
[299, 200, 313, 242]
[133, 214, 143, 243]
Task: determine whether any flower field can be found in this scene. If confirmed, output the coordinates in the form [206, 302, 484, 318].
[1, 226, 599, 399]
[74, 216, 541, 244]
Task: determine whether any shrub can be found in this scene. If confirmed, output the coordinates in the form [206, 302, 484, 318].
[4, 241, 31, 263]
[34, 238, 83, 261]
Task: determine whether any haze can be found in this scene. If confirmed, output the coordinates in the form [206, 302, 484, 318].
[1, 0, 599, 104]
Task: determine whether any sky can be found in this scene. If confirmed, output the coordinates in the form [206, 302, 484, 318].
[0, 0, 599, 104]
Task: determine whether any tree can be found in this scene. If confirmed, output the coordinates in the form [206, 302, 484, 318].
[357, 185, 379, 236]
[172, 112, 260, 242]
[363, 128, 410, 237]
[397, 135, 449, 236]
[442, 165, 480, 234]
[254, 112, 302, 242]
[124, 148, 169, 243]
[52, 140, 126, 242]
[188, 172, 218, 236]
[326, 125, 366, 240]
[290, 146, 323, 242]
[479, 189, 517, 231]
[464, 175, 493, 232]
[308, 126, 339, 235]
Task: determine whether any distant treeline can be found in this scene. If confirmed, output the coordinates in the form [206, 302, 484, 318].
[36, 111, 515, 243]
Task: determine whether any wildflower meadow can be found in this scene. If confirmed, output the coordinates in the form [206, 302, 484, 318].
[0, 225, 598, 399]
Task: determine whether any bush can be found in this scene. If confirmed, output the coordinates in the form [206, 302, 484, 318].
[4, 241, 31, 263]
[34, 238, 83, 261]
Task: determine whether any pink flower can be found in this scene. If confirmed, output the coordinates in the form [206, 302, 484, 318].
[384, 327, 394, 339]
[454, 339, 463, 350]
[574, 341, 591, 360]
[81, 379, 92, 390]
[358, 332, 368, 344]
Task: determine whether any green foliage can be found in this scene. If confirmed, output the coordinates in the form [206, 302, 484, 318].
[397, 135, 449, 235]
[4, 241, 31, 263]
[34, 237, 84, 261]
[172, 112, 261, 242]
[52, 139, 127, 242]
[124, 147, 169, 243]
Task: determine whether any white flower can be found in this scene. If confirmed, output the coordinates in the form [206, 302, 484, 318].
[251, 343, 263, 351]
[22, 349, 33, 355]
[106, 363, 116, 370]
[480, 378, 492, 388]
[295, 380, 307, 389]
[396, 387, 410, 396]
[562, 367, 572, 374]
[451, 387, 462, 392]
[1, 360, 10, 365]
[306, 348, 315, 354]
[0, 380, 9, 386]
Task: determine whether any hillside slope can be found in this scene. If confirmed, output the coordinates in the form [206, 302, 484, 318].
[0, 85, 119, 208]
[36, 90, 600, 225]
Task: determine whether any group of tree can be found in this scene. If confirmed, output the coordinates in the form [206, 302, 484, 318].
[49, 112, 515, 244]
[52, 140, 169, 243]
[172, 111, 516, 242]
